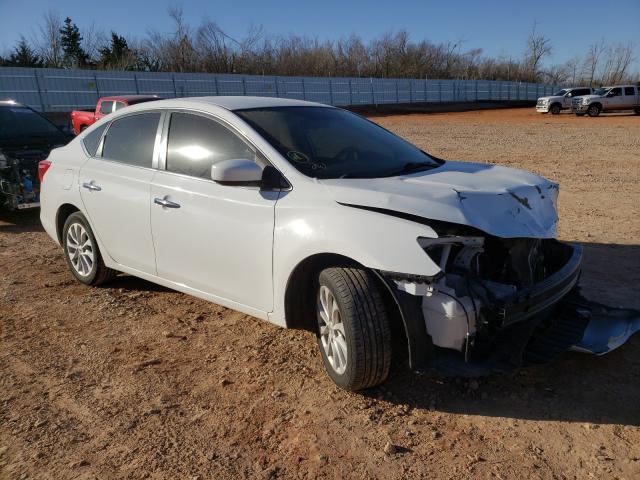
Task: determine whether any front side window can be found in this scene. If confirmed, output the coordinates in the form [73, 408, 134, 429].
[624, 87, 636, 96]
[609, 88, 622, 97]
[102, 112, 160, 168]
[166, 113, 256, 179]
[235, 106, 441, 179]
[99, 101, 114, 115]
[82, 123, 108, 156]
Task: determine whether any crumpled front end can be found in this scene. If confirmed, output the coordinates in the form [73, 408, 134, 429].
[382, 229, 639, 376]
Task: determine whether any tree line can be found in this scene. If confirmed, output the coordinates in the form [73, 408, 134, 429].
[1, 8, 637, 86]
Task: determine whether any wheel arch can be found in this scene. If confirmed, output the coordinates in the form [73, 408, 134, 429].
[283, 252, 433, 370]
[55, 203, 81, 243]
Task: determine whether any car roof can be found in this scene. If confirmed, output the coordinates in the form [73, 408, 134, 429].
[0, 100, 25, 107]
[133, 96, 333, 111]
[101, 95, 162, 102]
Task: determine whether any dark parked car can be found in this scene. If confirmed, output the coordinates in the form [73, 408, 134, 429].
[0, 100, 72, 210]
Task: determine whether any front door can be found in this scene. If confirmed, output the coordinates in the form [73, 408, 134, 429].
[79, 111, 161, 274]
[150, 111, 278, 313]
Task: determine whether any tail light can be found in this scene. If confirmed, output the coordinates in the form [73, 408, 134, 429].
[38, 159, 52, 182]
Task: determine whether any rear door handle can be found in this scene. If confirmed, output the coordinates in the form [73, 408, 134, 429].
[82, 181, 101, 191]
[154, 197, 181, 209]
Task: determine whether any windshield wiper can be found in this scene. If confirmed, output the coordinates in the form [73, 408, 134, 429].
[388, 161, 437, 177]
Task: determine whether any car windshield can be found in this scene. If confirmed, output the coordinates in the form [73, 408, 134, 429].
[593, 88, 609, 96]
[0, 105, 62, 140]
[553, 89, 568, 96]
[235, 106, 441, 179]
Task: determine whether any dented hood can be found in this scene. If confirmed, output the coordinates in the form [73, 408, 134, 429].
[320, 160, 559, 238]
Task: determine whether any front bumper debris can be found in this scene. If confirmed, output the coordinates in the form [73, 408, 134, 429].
[572, 301, 640, 355]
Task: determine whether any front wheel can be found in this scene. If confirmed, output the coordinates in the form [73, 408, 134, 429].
[62, 212, 117, 285]
[587, 105, 601, 117]
[634, 108, 640, 115]
[575, 112, 585, 116]
[316, 267, 391, 391]
[550, 104, 561, 115]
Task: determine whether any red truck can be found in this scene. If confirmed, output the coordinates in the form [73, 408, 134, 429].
[70, 95, 161, 134]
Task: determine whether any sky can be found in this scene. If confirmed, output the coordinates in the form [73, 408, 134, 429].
[1, 0, 639, 71]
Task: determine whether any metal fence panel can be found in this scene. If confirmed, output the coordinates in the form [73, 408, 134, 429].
[0, 66, 559, 112]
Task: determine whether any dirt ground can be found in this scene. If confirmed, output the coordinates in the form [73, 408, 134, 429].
[1, 107, 639, 480]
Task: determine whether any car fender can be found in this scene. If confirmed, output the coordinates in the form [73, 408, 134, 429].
[269, 187, 442, 327]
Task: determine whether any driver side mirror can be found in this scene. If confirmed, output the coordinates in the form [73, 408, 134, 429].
[566, 92, 573, 97]
[211, 159, 289, 190]
[211, 158, 263, 185]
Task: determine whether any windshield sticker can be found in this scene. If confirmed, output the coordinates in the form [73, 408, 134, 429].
[287, 150, 310, 163]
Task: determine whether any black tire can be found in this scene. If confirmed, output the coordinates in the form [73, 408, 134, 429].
[550, 103, 561, 115]
[587, 104, 601, 117]
[62, 212, 117, 285]
[634, 108, 640, 115]
[315, 267, 391, 391]
[575, 112, 585, 116]
[79, 125, 88, 132]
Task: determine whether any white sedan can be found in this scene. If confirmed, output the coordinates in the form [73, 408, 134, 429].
[39, 97, 637, 390]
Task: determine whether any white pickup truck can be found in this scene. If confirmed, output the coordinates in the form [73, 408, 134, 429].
[536, 87, 594, 114]
[571, 85, 640, 117]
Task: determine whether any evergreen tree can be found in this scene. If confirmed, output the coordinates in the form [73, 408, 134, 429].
[59, 17, 89, 68]
[98, 32, 133, 69]
[7, 37, 42, 67]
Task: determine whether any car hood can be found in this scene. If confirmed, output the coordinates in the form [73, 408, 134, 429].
[538, 96, 562, 102]
[319, 160, 559, 239]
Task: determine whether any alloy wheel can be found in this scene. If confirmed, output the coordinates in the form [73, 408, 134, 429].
[66, 222, 94, 277]
[318, 285, 348, 374]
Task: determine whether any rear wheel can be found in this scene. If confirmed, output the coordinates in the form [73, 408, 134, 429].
[79, 125, 88, 132]
[575, 112, 585, 116]
[62, 212, 117, 285]
[550, 103, 561, 115]
[587, 104, 601, 117]
[315, 267, 391, 391]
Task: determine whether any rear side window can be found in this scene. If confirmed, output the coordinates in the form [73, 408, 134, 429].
[166, 113, 256, 179]
[82, 123, 107, 156]
[114, 101, 126, 111]
[624, 87, 636, 96]
[102, 112, 160, 168]
[99, 101, 114, 114]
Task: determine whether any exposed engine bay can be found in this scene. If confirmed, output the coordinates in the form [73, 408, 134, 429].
[387, 230, 638, 375]
[0, 151, 41, 210]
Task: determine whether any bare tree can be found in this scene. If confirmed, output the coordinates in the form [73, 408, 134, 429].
[600, 42, 634, 84]
[33, 9, 63, 67]
[583, 39, 605, 86]
[523, 23, 552, 81]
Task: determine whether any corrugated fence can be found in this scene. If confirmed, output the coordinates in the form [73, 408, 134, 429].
[0, 67, 558, 112]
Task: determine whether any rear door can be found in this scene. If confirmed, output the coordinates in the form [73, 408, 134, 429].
[79, 111, 162, 274]
[149, 111, 278, 312]
[623, 86, 637, 108]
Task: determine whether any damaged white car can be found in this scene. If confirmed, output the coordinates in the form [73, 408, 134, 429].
[40, 97, 640, 391]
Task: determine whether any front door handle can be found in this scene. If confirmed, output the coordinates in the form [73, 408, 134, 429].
[82, 181, 101, 191]
[154, 197, 181, 209]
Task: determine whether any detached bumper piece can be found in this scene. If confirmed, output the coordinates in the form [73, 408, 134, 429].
[571, 301, 640, 355]
[424, 290, 640, 377]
